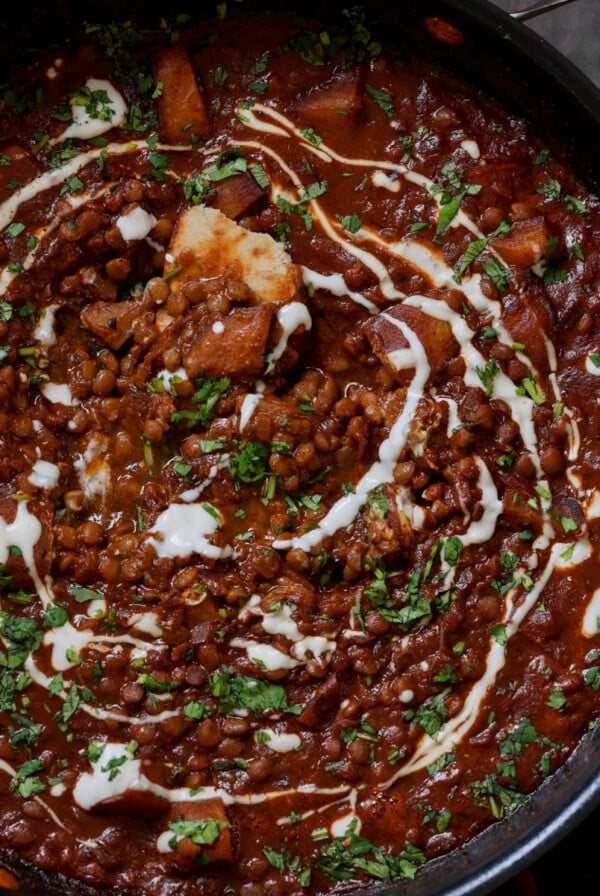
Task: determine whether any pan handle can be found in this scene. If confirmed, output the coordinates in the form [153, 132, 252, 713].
[511, 0, 581, 21]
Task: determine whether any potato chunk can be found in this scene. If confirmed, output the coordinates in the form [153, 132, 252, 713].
[502, 289, 555, 370]
[166, 798, 233, 870]
[214, 174, 266, 220]
[153, 44, 210, 144]
[80, 300, 138, 350]
[490, 216, 550, 268]
[185, 305, 274, 379]
[292, 72, 363, 127]
[365, 304, 458, 381]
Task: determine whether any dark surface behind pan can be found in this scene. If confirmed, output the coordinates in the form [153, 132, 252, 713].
[0, 1, 599, 894]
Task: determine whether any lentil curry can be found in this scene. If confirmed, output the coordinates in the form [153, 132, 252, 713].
[0, 6, 599, 895]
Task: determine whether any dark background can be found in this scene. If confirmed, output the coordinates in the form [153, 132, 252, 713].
[493, 0, 600, 86]
[490, 1, 599, 894]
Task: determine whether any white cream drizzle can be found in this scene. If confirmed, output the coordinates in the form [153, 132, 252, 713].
[583, 588, 600, 637]
[0, 500, 52, 605]
[42, 620, 165, 672]
[0, 758, 68, 831]
[256, 728, 302, 753]
[460, 139, 480, 159]
[243, 103, 490, 244]
[371, 170, 401, 193]
[555, 538, 591, 570]
[54, 79, 127, 144]
[239, 381, 266, 434]
[265, 301, 313, 373]
[74, 740, 351, 812]
[0, 138, 212, 238]
[33, 305, 59, 347]
[236, 596, 336, 665]
[273, 317, 429, 551]
[74, 434, 111, 500]
[41, 382, 79, 406]
[238, 139, 406, 301]
[382, 541, 569, 784]
[28, 460, 60, 490]
[277, 788, 358, 827]
[301, 266, 377, 312]
[460, 459, 503, 549]
[129, 611, 163, 638]
[404, 295, 542, 469]
[586, 491, 600, 520]
[585, 353, 600, 375]
[24, 654, 179, 727]
[116, 206, 157, 242]
[146, 501, 232, 561]
[230, 638, 299, 670]
[0, 143, 143, 233]
[153, 366, 188, 395]
[0, 184, 115, 300]
[395, 488, 428, 531]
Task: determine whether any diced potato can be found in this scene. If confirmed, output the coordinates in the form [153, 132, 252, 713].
[185, 305, 274, 379]
[500, 487, 542, 533]
[214, 174, 266, 221]
[80, 300, 138, 350]
[165, 206, 302, 306]
[365, 304, 458, 381]
[298, 673, 339, 728]
[463, 161, 529, 201]
[490, 216, 550, 268]
[153, 45, 210, 144]
[292, 72, 363, 127]
[167, 798, 233, 870]
[0, 868, 19, 891]
[502, 290, 555, 370]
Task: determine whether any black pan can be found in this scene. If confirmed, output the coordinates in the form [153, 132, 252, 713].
[0, 1, 599, 894]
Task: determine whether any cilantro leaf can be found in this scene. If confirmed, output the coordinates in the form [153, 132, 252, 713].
[365, 84, 396, 118]
[208, 666, 301, 716]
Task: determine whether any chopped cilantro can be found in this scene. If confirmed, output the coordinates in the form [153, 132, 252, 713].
[70, 85, 115, 122]
[476, 358, 500, 396]
[443, 536, 463, 567]
[316, 818, 425, 882]
[248, 78, 268, 95]
[42, 605, 68, 628]
[518, 373, 545, 405]
[171, 374, 231, 428]
[71, 586, 104, 603]
[365, 84, 396, 118]
[563, 195, 587, 214]
[471, 773, 528, 819]
[229, 441, 269, 484]
[537, 179, 562, 201]
[403, 688, 450, 739]
[491, 623, 508, 647]
[301, 127, 323, 146]
[336, 213, 362, 233]
[482, 257, 512, 293]
[208, 666, 301, 716]
[4, 222, 25, 239]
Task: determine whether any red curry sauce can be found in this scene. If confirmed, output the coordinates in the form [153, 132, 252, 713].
[0, 8, 599, 895]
